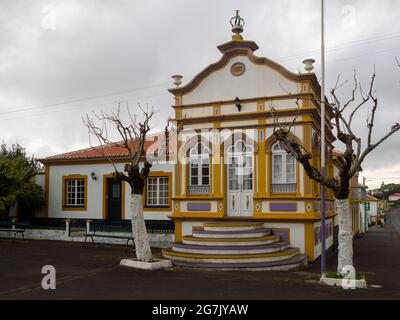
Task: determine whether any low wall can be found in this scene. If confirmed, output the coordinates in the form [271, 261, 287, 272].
[0, 229, 173, 249]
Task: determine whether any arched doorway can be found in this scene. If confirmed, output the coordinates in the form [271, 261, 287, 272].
[226, 139, 254, 216]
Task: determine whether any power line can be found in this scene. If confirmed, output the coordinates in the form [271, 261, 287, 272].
[0, 92, 169, 122]
[316, 46, 400, 65]
[0, 82, 169, 117]
[277, 30, 400, 63]
[365, 177, 400, 180]
[3, 31, 400, 119]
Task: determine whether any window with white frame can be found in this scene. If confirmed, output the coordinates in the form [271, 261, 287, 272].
[146, 176, 169, 206]
[189, 142, 210, 187]
[65, 179, 85, 207]
[271, 141, 296, 192]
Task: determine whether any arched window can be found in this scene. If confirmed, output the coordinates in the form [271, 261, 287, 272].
[271, 141, 296, 192]
[188, 142, 210, 194]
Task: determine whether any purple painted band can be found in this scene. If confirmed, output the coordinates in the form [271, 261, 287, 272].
[187, 203, 211, 211]
[270, 203, 297, 212]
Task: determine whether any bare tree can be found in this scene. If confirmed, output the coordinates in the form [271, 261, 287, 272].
[83, 104, 167, 262]
[272, 70, 400, 274]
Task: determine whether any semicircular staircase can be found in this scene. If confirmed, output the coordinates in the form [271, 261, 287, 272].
[162, 222, 307, 271]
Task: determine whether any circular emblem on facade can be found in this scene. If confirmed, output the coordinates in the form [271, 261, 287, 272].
[306, 203, 312, 212]
[218, 202, 224, 211]
[230, 62, 246, 76]
[174, 202, 180, 211]
[255, 202, 261, 212]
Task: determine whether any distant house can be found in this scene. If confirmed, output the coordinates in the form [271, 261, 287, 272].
[388, 192, 400, 202]
[365, 195, 379, 225]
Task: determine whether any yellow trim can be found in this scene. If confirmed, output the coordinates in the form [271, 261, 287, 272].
[232, 34, 243, 41]
[174, 221, 182, 242]
[211, 126, 222, 198]
[182, 235, 279, 242]
[304, 222, 314, 261]
[44, 165, 49, 217]
[173, 212, 222, 218]
[253, 212, 336, 220]
[174, 93, 316, 109]
[175, 107, 305, 123]
[162, 247, 299, 259]
[171, 212, 336, 221]
[143, 171, 172, 212]
[257, 128, 266, 197]
[102, 173, 126, 220]
[203, 222, 264, 227]
[61, 174, 88, 211]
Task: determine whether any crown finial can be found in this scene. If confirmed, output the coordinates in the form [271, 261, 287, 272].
[230, 10, 245, 37]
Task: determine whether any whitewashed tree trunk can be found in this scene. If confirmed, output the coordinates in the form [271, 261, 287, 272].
[336, 198, 353, 275]
[130, 194, 152, 262]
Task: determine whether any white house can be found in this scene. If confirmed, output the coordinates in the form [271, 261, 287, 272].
[38, 132, 174, 225]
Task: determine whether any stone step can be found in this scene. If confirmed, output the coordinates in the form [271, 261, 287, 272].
[182, 235, 280, 246]
[171, 254, 308, 271]
[162, 247, 300, 264]
[192, 227, 272, 239]
[203, 222, 265, 232]
[172, 241, 290, 255]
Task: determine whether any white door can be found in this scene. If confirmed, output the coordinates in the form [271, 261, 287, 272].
[227, 154, 253, 216]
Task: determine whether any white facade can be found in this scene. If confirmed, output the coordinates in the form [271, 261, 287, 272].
[182, 55, 300, 105]
[39, 160, 173, 221]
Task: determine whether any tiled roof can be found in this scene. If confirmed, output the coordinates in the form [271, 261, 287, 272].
[366, 195, 379, 201]
[40, 131, 174, 163]
[332, 149, 344, 157]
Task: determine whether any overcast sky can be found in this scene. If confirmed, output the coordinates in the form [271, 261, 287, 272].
[0, 0, 399, 188]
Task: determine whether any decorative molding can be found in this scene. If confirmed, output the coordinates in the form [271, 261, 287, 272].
[230, 62, 246, 76]
[270, 202, 297, 212]
[187, 202, 211, 211]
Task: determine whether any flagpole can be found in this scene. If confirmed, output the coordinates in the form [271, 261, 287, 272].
[320, 0, 326, 274]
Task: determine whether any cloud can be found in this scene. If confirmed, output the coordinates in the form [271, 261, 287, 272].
[0, 0, 399, 188]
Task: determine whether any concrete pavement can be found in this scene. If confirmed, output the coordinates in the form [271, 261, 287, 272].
[1, 209, 400, 299]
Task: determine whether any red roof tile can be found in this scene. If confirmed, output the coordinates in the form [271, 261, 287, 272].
[40, 131, 174, 162]
[332, 149, 344, 157]
[366, 195, 379, 201]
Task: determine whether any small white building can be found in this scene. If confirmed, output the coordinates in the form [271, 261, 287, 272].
[388, 192, 400, 203]
[38, 132, 174, 225]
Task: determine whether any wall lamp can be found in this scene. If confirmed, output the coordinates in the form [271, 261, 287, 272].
[234, 97, 242, 112]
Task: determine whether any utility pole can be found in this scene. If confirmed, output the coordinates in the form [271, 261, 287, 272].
[320, 0, 326, 274]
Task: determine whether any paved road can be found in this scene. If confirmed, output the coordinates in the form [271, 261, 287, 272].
[1, 209, 400, 300]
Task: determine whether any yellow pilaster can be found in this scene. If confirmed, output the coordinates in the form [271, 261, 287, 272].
[212, 119, 222, 198]
[257, 127, 266, 197]
[304, 222, 315, 261]
[174, 221, 182, 242]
